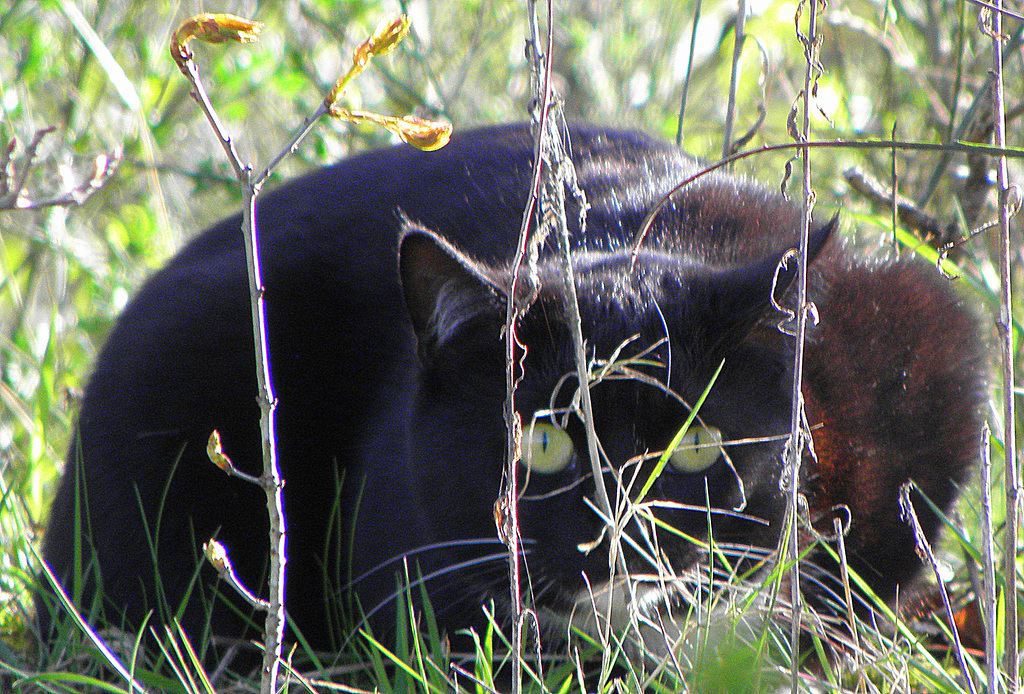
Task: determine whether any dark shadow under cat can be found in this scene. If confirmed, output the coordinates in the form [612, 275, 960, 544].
[39, 124, 987, 665]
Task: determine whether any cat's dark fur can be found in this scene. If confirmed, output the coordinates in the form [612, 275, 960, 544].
[41, 124, 986, 657]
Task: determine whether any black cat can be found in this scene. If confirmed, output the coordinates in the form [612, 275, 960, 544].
[40, 124, 986, 660]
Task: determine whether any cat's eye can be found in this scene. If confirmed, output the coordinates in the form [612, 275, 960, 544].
[667, 425, 723, 473]
[523, 422, 574, 474]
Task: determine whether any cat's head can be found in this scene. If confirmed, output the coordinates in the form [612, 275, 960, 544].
[396, 209, 836, 645]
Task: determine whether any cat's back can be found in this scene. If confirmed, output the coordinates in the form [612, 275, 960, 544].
[134, 122, 801, 295]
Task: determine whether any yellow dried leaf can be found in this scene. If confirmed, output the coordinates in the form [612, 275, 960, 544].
[329, 109, 452, 152]
[393, 116, 452, 151]
[170, 13, 263, 71]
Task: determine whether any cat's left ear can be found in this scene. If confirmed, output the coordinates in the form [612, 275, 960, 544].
[695, 213, 838, 337]
[761, 212, 838, 297]
[399, 223, 505, 359]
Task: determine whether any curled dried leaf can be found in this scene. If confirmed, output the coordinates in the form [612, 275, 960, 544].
[170, 13, 263, 71]
[330, 109, 452, 151]
[393, 116, 453, 151]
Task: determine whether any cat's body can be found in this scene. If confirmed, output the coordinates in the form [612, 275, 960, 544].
[41, 124, 986, 658]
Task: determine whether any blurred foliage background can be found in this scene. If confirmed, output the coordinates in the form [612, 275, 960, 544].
[1, 0, 1021, 684]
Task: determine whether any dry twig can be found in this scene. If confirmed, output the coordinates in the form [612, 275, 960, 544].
[173, 13, 448, 693]
[0, 127, 118, 211]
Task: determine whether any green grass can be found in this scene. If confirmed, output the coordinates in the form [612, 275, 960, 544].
[3, 0, 1022, 691]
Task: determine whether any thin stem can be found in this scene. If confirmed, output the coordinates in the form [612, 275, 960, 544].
[255, 102, 328, 186]
[900, 487, 979, 694]
[516, 5, 618, 687]
[180, 58, 246, 180]
[240, 183, 287, 694]
[981, 425, 999, 693]
[722, 0, 748, 159]
[788, 0, 821, 690]
[175, 31, 288, 694]
[504, 4, 553, 693]
[550, 149, 616, 539]
[675, 0, 703, 146]
[991, 0, 1019, 684]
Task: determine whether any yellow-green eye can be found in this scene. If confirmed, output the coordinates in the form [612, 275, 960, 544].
[668, 425, 723, 473]
[523, 422, 574, 474]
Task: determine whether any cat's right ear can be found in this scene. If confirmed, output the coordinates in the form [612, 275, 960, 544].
[398, 223, 505, 360]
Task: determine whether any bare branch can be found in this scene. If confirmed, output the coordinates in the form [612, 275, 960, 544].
[0, 127, 119, 211]
[170, 12, 443, 693]
[842, 166, 956, 245]
[787, 0, 825, 689]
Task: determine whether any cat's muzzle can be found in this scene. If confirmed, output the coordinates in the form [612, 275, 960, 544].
[542, 573, 769, 666]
